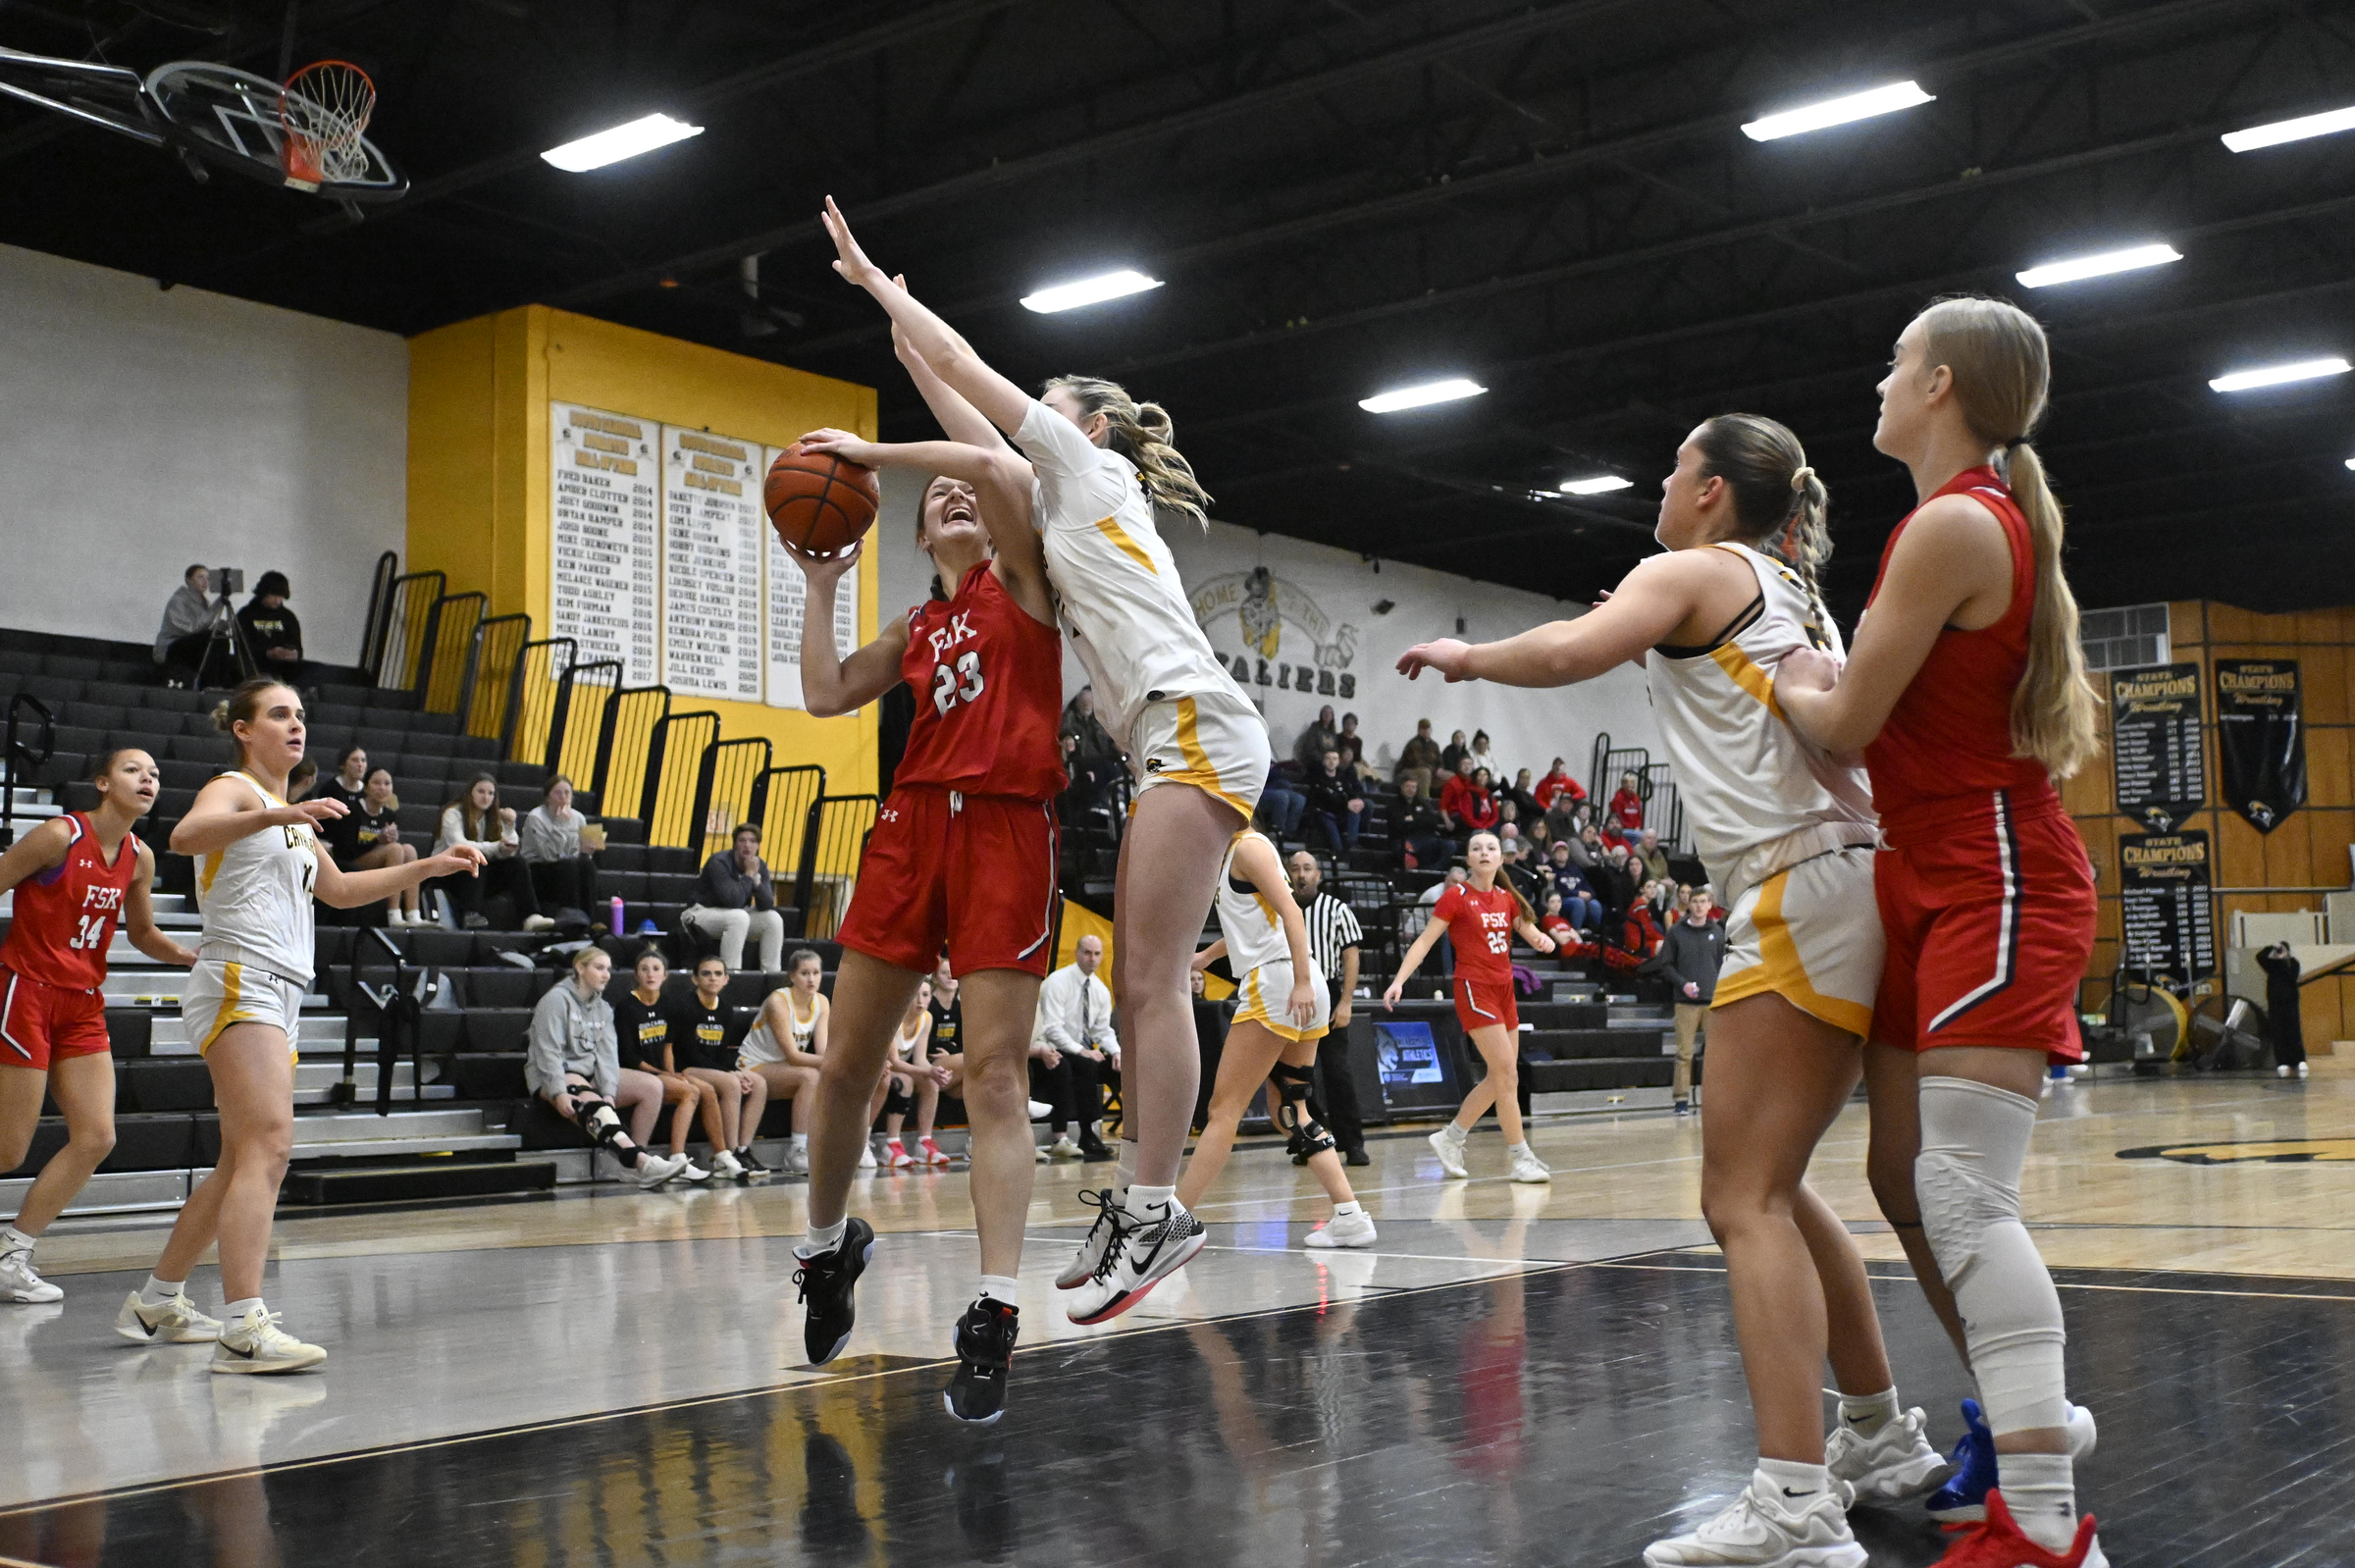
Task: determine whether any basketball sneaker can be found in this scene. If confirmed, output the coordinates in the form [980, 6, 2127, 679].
[113, 1288, 223, 1343]
[1642, 1469, 1864, 1567]
[1303, 1210, 1378, 1249]
[1055, 1188, 1124, 1288]
[1048, 1135, 1082, 1160]
[885, 1139, 914, 1170]
[710, 1149, 746, 1179]
[1428, 1125, 1470, 1178]
[943, 1295, 1020, 1425]
[1508, 1144, 1552, 1184]
[635, 1152, 690, 1189]
[0, 1246, 61, 1304]
[1927, 1401, 2097, 1524]
[1064, 1198, 1206, 1325]
[211, 1306, 326, 1375]
[857, 1138, 878, 1170]
[794, 1217, 875, 1366]
[1929, 1490, 2106, 1568]
[1826, 1404, 1947, 1501]
[919, 1136, 953, 1166]
[779, 1143, 810, 1176]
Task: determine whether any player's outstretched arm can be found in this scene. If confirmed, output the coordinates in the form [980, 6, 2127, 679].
[1396, 554, 1701, 688]
[316, 844, 484, 911]
[822, 198, 1032, 441]
[125, 842, 197, 967]
[170, 776, 340, 856]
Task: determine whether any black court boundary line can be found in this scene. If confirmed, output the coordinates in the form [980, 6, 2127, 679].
[0, 1246, 1632, 1520]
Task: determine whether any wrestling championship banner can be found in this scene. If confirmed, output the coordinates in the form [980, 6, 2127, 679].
[2214, 659, 2304, 833]
[2109, 663, 2204, 832]
[2119, 830, 2216, 981]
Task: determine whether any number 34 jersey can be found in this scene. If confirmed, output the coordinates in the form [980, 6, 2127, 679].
[0, 812, 138, 992]
[893, 560, 1068, 802]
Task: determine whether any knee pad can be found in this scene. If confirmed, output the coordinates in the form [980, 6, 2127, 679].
[1916, 1077, 2068, 1435]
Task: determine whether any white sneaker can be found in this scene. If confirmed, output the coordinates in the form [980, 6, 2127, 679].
[0, 1247, 61, 1304]
[1508, 1144, 1551, 1184]
[1026, 1099, 1053, 1120]
[1049, 1135, 1082, 1160]
[1056, 1189, 1125, 1288]
[1826, 1405, 1946, 1500]
[636, 1152, 688, 1189]
[780, 1144, 810, 1176]
[710, 1150, 745, 1179]
[1643, 1470, 1864, 1567]
[673, 1159, 712, 1183]
[2279, 1064, 2292, 1077]
[1065, 1197, 1207, 1325]
[857, 1138, 878, 1170]
[523, 915, 556, 931]
[2297, 1062, 2310, 1079]
[1428, 1127, 1470, 1178]
[1034, 1143, 1052, 1164]
[885, 1141, 914, 1170]
[1304, 1210, 1378, 1249]
[114, 1288, 223, 1343]
[211, 1306, 327, 1375]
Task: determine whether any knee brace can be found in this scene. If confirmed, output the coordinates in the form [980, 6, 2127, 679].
[1916, 1076, 2068, 1435]
[1270, 1061, 1334, 1157]
[581, 1100, 631, 1152]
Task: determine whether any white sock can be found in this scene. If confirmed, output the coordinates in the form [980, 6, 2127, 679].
[1755, 1457, 1831, 1505]
[1125, 1183, 1177, 1220]
[1505, 1140, 1530, 1156]
[792, 1132, 809, 1152]
[1840, 1387, 1901, 1437]
[1997, 1452, 2077, 1549]
[1115, 1140, 1139, 1199]
[141, 1274, 184, 1306]
[1440, 1121, 1469, 1143]
[1332, 1201, 1363, 1218]
[223, 1296, 265, 1323]
[799, 1218, 847, 1258]
[2, 1224, 33, 1253]
[977, 1274, 1020, 1309]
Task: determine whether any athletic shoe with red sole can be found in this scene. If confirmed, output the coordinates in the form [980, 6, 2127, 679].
[1931, 1491, 2106, 1568]
[1063, 1202, 1205, 1325]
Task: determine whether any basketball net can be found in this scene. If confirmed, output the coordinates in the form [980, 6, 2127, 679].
[278, 60, 375, 190]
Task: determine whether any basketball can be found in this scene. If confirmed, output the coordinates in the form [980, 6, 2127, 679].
[764, 444, 880, 557]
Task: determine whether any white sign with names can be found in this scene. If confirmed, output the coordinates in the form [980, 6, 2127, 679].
[549, 403, 660, 685]
[660, 426, 767, 703]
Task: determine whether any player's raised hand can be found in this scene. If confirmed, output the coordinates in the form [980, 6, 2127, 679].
[781, 535, 861, 582]
[821, 197, 886, 289]
[285, 797, 346, 826]
[1397, 639, 1478, 683]
[797, 428, 884, 467]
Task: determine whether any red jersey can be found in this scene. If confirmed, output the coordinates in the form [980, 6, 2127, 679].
[0, 813, 137, 992]
[1862, 466, 2057, 838]
[894, 561, 1067, 801]
[1432, 881, 1520, 986]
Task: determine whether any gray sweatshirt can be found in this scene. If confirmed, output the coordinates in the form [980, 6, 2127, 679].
[520, 805, 584, 863]
[1659, 919, 1727, 1003]
[526, 977, 619, 1099]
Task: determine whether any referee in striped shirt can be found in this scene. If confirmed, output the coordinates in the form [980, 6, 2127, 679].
[1286, 849, 1369, 1165]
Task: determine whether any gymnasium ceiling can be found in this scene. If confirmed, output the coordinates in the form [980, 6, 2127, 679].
[6, 0, 2355, 618]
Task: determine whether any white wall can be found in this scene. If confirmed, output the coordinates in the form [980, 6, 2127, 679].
[867, 467, 1661, 791]
[0, 243, 408, 662]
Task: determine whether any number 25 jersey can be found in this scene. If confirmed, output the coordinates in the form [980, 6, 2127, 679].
[894, 560, 1068, 803]
[0, 812, 137, 991]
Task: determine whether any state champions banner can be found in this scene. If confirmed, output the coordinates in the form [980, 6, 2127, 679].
[2214, 659, 2304, 833]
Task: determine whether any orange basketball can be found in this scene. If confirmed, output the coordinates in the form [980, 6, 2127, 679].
[764, 444, 880, 557]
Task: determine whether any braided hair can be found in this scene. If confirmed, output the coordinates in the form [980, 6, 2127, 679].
[1691, 413, 1833, 627]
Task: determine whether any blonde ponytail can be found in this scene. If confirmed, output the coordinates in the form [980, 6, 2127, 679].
[1044, 375, 1214, 529]
[1914, 295, 2101, 779]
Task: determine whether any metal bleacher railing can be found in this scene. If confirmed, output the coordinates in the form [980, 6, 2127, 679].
[1587, 732, 1690, 855]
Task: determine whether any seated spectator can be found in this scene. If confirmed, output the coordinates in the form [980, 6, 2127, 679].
[1504, 839, 1547, 913]
[1302, 747, 1364, 854]
[1591, 841, 1637, 919]
[1643, 877, 1678, 925]
[1539, 891, 1579, 950]
[1057, 728, 1116, 823]
[1533, 758, 1584, 813]
[880, 978, 953, 1168]
[669, 956, 772, 1178]
[684, 824, 785, 972]
[525, 946, 689, 1188]
[1607, 770, 1646, 832]
[1636, 827, 1671, 884]
[1335, 711, 1369, 776]
[331, 767, 424, 926]
[286, 758, 317, 802]
[1525, 818, 1554, 861]
[1393, 717, 1442, 796]
[236, 571, 305, 681]
[1030, 934, 1119, 1161]
[1507, 767, 1543, 822]
[611, 948, 725, 1176]
[435, 775, 552, 931]
[740, 949, 828, 1174]
[153, 564, 221, 681]
[1545, 790, 1588, 846]
[321, 747, 369, 817]
[1439, 728, 1469, 774]
[1440, 765, 1500, 842]
[1258, 759, 1307, 841]
[1293, 704, 1341, 772]
[1466, 729, 1501, 779]
[519, 774, 601, 922]
[1546, 842, 1603, 932]
[1391, 774, 1450, 868]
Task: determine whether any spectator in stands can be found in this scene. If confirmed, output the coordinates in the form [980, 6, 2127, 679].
[520, 775, 600, 921]
[1545, 789, 1588, 847]
[669, 956, 771, 1178]
[1407, 863, 1467, 975]
[1303, 748, 1365, 854]
[1466, 729, 1501, 780]
[321, 747, 369, 817]
[1259, 759, 1307, 841]
[1636, 827, 1671, 884]
[1061, 687, 1119, 768]
[1533, 758, 1583, 813]
[1293, 704, 1341, 771]
[1607, 770, 1646, 832]
[436, 774, 553, 931]
[880, 977, 953, 1168]
[1504, 838, 1548, 914]
[1440, 764, 1500, 843]
[1591, 840, 1637, 920]
[1524, 816, 1554, 859]
[1658, 889, 1726, 1114]
[1643, 877, 1678, 925]
[236, 571, 304, 681]
[525, 946, 689, 1188]
[286, 758, 317, 803]
[1393, 717, 1442, 797]
[1439, 728, 1469, 774]
[741, 950, 827, 1174]
[1505, 767, 1543, 823]
[1571, 822, 1603, 869]
[612, 949, 724, 1176]
[1539, 890, 1579, 949]
[928, 955, 962, 1058]
[332, 767, 424, 926]
[1546, 842, 1603, 934]
[153, 564, 219, 680]
[1030, 934, 1118, 1161]
[1391, 774, 1450, 869]
[683, 824, 786, 973]
[1335, 711, 1368, 776]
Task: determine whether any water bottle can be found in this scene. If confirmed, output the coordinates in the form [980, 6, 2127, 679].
[609, 896, 625, 936]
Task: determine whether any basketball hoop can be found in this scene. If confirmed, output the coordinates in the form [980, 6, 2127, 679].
[278, 60, 375, 191]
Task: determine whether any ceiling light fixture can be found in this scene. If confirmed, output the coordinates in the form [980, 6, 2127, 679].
[2208, 358, 2351, 392]
[542, 113, 704, 172]
[2345, 457, 2355, 471]
[2015, 242, 2182, 288]
[2223, 105, 2355, 153]
[1558, 475, 1634, 495]
[1359, 378, 1487, 414]
[1019, 269, 1165, 313]
[1742, 80, 1934, 142]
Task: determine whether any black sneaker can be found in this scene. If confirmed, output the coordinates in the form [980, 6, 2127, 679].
[1343, 1148, 1371, 1168]
[736, 1145, 771, 1174]
[793, 1217, 874, 1366]
[943, 1296, 1020, 1425]
[1077, 1133, 1115, 1163]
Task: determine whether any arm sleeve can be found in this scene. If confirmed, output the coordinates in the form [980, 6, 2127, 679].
[1013, 398, 1129, 526]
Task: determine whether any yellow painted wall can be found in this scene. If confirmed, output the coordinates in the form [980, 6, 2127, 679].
[405, 304, 881, 795]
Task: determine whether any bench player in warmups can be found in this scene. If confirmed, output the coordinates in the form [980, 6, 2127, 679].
[0, 749, 198, 1305]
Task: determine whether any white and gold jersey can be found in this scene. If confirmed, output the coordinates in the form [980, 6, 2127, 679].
[1645, 543, 1877, 900]
[194, 771, 319, 989]
[1213, 831, 1293, 978]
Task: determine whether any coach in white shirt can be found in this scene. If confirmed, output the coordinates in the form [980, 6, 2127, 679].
[1030, 934, 1120, 1161]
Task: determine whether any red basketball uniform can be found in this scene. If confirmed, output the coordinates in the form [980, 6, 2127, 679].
[0, 812, 136, 1070]
[836, 561, 1068, 977]
[1434, 880, 1522, 1033]
[1865, 467, 2096, 1058]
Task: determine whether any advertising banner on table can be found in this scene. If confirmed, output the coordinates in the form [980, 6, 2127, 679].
[2119, 830, 2216, 980]
[660, 426, 766, 704]
[2214, 658, 2304, 833]
[2109, 662, 2204, 831]
[763, 444, 859, 710]
[550, 403, 660, 685]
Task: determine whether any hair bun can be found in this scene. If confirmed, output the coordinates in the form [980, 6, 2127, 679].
[1789, 464, 1816, 493]
[211, 701, 234, 733]
[1132, 400, 1175, 441]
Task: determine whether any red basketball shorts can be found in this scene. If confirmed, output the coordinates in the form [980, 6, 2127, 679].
[1872, 791, 2096, 1059]
[1452, 974, 1520, 1036]
[836, 786, 1059, 979]
[0, 967, 111, 1071]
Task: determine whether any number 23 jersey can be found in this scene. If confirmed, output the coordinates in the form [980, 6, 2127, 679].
[894, 560, 1068, 802]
